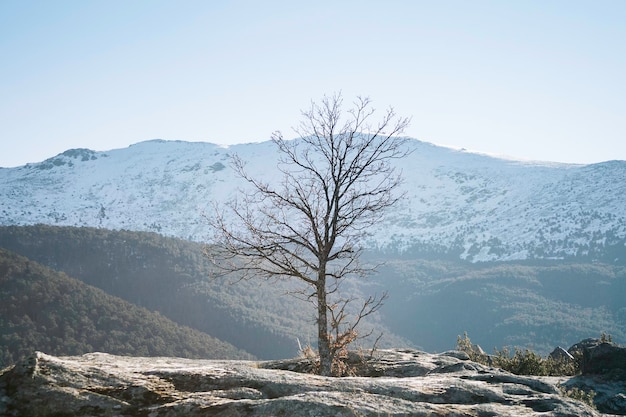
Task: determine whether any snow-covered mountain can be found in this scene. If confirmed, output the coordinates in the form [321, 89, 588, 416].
[1, 138, 625, 263]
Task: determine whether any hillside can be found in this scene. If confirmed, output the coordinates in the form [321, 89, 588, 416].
[0, 225, 408, 360]
[1, 139, 625, 263]
[1, 225, 623, 357]
[0, 248, 252, 367]
[373, 255, 626, 354]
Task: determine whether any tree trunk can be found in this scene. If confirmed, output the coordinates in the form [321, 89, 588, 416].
[209, 94, 409, 377]
[316, 278, 332, 376]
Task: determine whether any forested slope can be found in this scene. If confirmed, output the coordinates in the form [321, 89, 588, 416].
[2, 225, 623, 359]
[374, 255, 626, 354]
[0, 225, 407, 359]
[0, 248, 252, 367]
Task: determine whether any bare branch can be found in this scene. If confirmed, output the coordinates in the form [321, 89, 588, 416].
[205, 93, 410, 376]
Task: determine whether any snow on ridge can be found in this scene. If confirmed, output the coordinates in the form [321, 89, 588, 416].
[1, 138, 625, 262]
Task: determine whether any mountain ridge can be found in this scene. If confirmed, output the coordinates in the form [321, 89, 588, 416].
[1, 138, 625, 263]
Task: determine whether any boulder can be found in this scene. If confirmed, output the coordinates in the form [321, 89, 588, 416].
[549, 346, 575, 361]
[0, 349, 601, 417]
[581, 342, 626, 378]
[561, 340, 626, 415]
[569, 338, 603, 355]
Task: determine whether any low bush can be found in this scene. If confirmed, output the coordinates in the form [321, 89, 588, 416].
[456, 333, 580, 376]
[558, 385, 596, 409]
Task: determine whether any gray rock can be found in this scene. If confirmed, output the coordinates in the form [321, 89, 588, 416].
[581, 342, 626, 378]
[550, 346, 575, 361]
[560, 341, 626, 415]
[569, 338, 603, 355]
[561, 374, 626, 415]
[0, 349, 601, 417]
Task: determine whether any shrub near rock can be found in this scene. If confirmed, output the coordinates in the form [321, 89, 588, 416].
[457, 333, 580, 376]
[563, 340, 626, 415]
[493, 347, 581, 376]
[458, 333, 626, 414]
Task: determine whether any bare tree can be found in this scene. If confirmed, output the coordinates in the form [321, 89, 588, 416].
[207, 93, 410, 376]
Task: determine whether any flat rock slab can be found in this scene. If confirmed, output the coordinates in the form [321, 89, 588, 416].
[0, 349, 601, 416]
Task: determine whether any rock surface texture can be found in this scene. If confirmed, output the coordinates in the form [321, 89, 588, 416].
[566, 341, 626, 415]
[0, 349, 606, 416]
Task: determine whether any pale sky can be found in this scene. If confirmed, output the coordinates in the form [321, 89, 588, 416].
[1, 0, 625, 168]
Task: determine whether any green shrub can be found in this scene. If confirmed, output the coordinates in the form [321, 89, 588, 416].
[558, 385, 596, 409]
[600, 332, 613, 343]
[456, 332, 490, 363]
[457, 332, 580, 376]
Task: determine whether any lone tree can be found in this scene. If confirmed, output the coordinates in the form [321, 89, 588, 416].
[207, 93, 411, 376]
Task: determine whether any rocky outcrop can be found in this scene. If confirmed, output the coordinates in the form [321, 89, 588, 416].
[0, 349, 603, 416]
[549, 346, 575, 361]
[581, 342, 626, 378]
[563, 341, 626, 415]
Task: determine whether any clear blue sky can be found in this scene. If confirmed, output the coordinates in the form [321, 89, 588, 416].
[1, 0, 625, 167]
